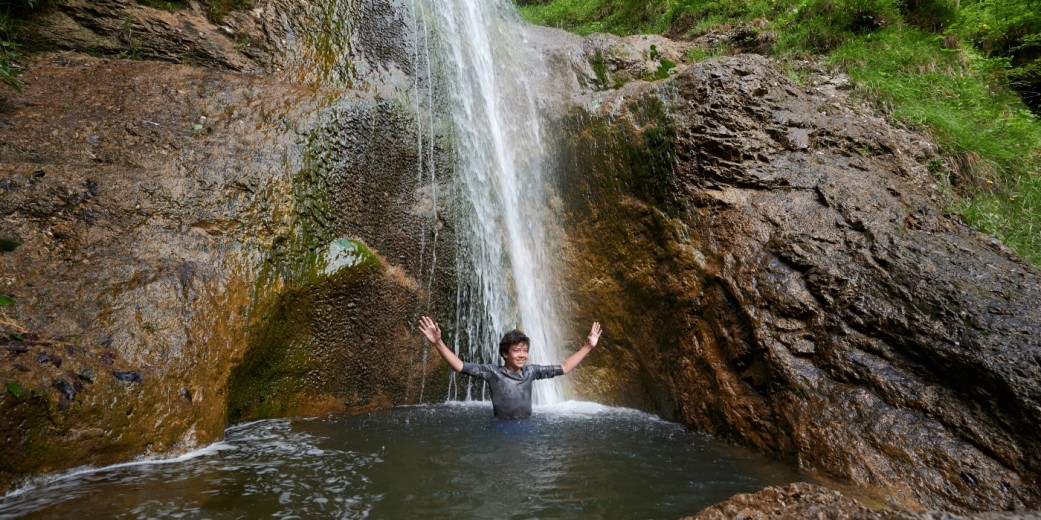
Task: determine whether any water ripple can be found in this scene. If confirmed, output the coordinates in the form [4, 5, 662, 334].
[0, 403, 801, 519]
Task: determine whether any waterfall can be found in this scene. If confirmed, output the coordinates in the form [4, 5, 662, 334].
[412, 0, 567, 404]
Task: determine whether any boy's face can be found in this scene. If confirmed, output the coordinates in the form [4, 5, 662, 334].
[501, 342, 529, 371]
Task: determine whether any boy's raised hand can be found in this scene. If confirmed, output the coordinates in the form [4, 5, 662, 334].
[419, 316, 442, 345]
[587, 321, 602, 347]
[419, 316, 464, 373]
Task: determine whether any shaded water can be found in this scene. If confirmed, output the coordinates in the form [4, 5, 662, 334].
[1, 403, 801, 519]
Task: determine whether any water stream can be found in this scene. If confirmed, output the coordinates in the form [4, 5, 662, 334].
[0, 403, 801, 519]
[414, 0, 568, 404]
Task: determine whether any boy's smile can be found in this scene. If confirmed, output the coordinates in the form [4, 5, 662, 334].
[502, 343, 529, 372]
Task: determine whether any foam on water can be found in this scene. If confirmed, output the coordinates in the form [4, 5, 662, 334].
[534, 400, 663, 420]
[0, 405, 802, 518]
[1, 440, 237, 501]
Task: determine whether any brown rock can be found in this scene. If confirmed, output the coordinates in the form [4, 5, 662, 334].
[552, 52, 1041, 512]
[687, 482, 1033, 520]
[0, 0, 454, 492]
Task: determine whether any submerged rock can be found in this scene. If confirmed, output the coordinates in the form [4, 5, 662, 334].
[688, 482, 1030, 520]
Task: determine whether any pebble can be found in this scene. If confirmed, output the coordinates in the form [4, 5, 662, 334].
[37, 352, 63, 367]
[77, 366, 95, 382]
[53, 379, 76, 401]
[7, 344, 30, 355]
[113, 371, 143, 383]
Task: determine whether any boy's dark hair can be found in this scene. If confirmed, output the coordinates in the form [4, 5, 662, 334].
[499, 329, 530, 357]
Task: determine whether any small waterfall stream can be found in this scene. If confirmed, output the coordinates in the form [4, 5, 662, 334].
[413, 0, 568, 404]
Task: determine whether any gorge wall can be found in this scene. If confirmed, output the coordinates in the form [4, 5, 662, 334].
[544, 41, 1041, 512]
[0, 0, 1039, 516]
[0, 0, 457, 491]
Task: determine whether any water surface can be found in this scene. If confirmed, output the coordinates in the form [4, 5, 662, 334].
[1, 402, 801, 519]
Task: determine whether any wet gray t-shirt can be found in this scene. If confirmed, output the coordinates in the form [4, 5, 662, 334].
[460, 362, 564, 419]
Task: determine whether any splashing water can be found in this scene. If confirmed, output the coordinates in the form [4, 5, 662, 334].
[0, 405, 803, 518]
[413, 0, 568, 404]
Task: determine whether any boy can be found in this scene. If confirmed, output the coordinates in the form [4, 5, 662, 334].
[418, 316, 602, 419]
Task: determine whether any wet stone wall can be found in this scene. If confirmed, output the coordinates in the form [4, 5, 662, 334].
[0, 0, 460, 491]
[547, 53, 1041, 512]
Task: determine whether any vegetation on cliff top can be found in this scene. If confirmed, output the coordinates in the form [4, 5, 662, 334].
[519, 0, 1041, 265]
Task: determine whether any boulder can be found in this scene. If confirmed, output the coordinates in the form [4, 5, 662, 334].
[553, 52, 1041, 512]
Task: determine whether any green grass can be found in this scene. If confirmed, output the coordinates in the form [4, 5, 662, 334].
[829, 29, 1041, 264]
[518, 0, 1041, 266]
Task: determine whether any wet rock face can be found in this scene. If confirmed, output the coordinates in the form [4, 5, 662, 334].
[687, 482, 1029, 520]
[225, 254, 441, 421]
[0, 0, 450, 491]
[0, 54, 299, 490]
[555, 53, 1041, 512]
[24, 0, 418, 87]
[25, 0, 256, 71]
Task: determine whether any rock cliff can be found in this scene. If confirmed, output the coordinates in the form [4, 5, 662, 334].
[0, 0, 454, 492]
[551, 50, 1041, 512]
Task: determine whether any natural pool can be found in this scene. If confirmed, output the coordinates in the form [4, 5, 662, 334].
[1, 402, 802, 519]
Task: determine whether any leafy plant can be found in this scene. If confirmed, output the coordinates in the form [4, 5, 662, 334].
[0, 39, 22, 92]
[6, 381, 21, 398]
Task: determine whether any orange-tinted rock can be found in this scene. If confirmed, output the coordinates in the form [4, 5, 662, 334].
[0, 0, 454, 492]
[688, 482, 1029, 520]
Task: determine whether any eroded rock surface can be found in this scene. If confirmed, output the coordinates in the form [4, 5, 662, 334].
[688, 482, 1033, 520]
[552, 52, 1041, 512]
[1, 0, 452, 492]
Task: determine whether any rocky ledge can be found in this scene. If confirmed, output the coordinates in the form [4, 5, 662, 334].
[689, 482, 1034, 519]
[552, 51, 1041, 513]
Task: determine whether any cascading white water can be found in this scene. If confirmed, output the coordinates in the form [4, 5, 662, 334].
[412, 0, 567, 404]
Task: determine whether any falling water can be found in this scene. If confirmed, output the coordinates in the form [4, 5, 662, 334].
[412, 0, 567, 404]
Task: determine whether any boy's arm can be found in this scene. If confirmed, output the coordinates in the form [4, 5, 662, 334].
[419, 316, 464, 373]
[562, 322, 601, 374]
